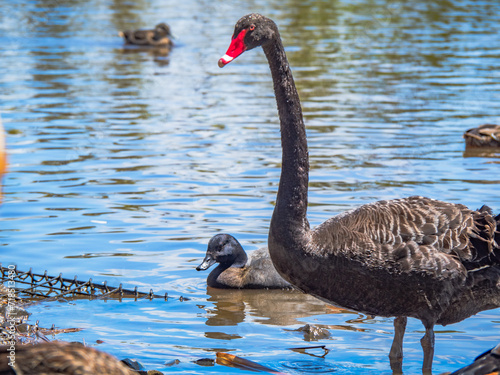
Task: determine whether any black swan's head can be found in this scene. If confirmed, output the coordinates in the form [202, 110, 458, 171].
[218, 13, 278, 67]
[196, 234, 248, 271]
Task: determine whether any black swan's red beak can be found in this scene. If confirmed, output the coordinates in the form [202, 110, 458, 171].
[218, 29, 247, 68]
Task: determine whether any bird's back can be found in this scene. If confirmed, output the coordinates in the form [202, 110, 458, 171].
[288, 196, 500, 320]
[464, 124, 500, 148]
[244, 247, 292, 289]
[212, 247, 291, 289]
[313, 196, 497, 271]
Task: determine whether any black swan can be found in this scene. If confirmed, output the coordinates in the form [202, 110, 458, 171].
[0, 342, 135, 374]
[197, 233, 291, 289]
[118, 23, 173, 47]
[464, 124, 500, 149]
[218, 13, 500, 372]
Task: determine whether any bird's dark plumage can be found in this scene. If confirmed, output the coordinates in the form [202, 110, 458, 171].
[219, 13, 500, 372]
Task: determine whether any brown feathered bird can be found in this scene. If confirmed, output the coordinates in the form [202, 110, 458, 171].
[118, 23, 172, 47]
[0, 341, 135, 375]
[218, 13, 500, 373]
[464, 124, 500, 148]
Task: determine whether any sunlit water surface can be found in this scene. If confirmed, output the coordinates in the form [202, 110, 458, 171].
[1, 0, 500, 374]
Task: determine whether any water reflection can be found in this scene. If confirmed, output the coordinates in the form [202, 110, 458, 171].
[119, 46, 171, 67]
[463, 148, 500, 159]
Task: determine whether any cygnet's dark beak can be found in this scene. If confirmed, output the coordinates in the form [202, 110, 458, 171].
[196, 254, 216, 271]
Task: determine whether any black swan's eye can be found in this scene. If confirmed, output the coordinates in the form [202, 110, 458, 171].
[249, 24, 255, 31]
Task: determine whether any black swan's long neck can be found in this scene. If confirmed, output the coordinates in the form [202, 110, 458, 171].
[263, 36, 310, 241]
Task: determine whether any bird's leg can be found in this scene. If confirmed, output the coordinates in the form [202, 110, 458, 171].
[421, 323, 435, 374]
[389, 316, 407, 374]
[390, 316, 407, 360]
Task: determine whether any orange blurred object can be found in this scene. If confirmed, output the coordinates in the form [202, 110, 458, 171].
[216, 352, 286, 374]
[0, 116, 6, 202]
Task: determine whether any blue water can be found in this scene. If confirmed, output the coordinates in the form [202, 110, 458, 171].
[1, 0, 500, 373]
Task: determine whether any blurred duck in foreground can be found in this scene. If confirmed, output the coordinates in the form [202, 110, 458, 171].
[0, 341, 135, 375]
[197, 234, 291, 289]
[464, 124, 500, 149]
[118, 23, 173, 47]
[445, 343, 500, 375]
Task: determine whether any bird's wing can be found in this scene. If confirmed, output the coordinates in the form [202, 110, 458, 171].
[311, 196, 497, 274]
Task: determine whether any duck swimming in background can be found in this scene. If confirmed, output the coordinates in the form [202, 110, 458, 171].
[197, 234, 291, 289]
[464, 124, 500, 149]
[118, 23, 173, 47]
